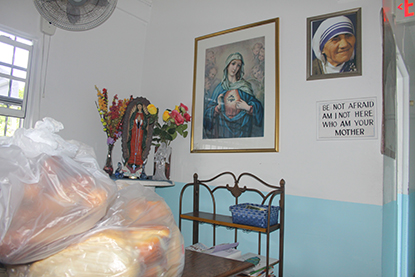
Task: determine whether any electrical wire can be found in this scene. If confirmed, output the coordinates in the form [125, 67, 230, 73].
[40, 32, 52, 99]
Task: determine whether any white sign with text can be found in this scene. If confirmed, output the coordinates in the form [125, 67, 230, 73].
[317, 97, 377, 140]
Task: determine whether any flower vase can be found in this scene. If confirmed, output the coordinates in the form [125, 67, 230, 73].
[103, 143, 114, 176]
[153, 142, 172, 180]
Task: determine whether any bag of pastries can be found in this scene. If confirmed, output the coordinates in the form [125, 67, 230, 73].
[0, 118, 117, 264]
[7, 185, 185, 277]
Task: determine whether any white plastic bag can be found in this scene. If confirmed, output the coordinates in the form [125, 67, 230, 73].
[7, 184, 185, 277]
[0, 118, 117, 264]
[1, 118, 184, 276]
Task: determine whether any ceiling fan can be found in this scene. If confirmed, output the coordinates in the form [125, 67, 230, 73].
[34, 0, 118, 32]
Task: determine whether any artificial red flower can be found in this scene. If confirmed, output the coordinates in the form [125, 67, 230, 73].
[179, 103, 189, 112]
[183, 112, 191, 122]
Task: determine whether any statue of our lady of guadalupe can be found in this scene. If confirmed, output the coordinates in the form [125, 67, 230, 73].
[121, 97, 155, 179]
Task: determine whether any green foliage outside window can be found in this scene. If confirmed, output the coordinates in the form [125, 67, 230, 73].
[0, 88, 25, 137]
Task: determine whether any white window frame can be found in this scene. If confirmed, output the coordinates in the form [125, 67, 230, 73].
[0, 31, 34, 119]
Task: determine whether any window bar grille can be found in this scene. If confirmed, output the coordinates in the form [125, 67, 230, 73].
[3, 116, 8, 137]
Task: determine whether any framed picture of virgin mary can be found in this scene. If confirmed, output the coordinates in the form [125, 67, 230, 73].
[190, 18, 279, 153]
[307, 8, 362, 80]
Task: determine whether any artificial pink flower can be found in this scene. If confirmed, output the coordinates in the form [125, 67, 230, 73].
[171, 109, 185, 126]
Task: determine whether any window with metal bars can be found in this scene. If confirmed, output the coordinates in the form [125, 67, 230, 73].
[0, 29, 33, 136]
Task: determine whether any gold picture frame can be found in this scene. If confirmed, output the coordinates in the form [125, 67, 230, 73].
[306, 8, 362, 80]
[190, 18, 279, 153]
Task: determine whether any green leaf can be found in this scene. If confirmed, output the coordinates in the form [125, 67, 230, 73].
[176, 124, 188, 132]
[161, 132, 174, 141]
[167, 127, 176, 135]
[176, 124, 188, 137]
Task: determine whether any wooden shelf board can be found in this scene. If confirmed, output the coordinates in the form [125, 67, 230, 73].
[182, 250, 254, 277]
[115, 178, 174, 187]
[180, 211, 280, 233]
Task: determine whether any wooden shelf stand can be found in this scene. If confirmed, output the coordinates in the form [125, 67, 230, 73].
[179, 172, 285, 277]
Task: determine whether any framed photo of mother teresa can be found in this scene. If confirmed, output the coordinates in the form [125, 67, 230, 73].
[190, 18, 279, 153]
[307, 8, 362, 80]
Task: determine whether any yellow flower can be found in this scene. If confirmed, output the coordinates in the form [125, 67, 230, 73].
[147, 104, 157, 115]
[162, 110, 170, 122]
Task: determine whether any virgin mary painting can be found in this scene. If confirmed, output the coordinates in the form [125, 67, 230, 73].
[203, 52, 264, 139]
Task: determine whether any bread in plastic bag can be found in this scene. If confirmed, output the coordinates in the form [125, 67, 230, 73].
[7, 184, 185, 277]
[0, 118, 117, 264]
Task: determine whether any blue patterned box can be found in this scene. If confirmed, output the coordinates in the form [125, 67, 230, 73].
[229, 203, 280, 228]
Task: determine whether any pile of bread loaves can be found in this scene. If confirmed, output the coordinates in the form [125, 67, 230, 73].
[0, 124, 184, 277]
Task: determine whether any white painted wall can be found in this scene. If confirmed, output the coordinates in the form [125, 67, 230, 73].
[0, 0, 395, 275]
[381, 1, 415, 275]
[0, 0, 151, 169]
[142, 0, 384, 205]
[1, 0, 383, 207]
[384, 0, 415, 197]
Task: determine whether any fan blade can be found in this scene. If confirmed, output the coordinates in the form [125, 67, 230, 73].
[38, 0, 58, 4]
[66, 3, 81, 24]
[68, 0, 89, 6]
[97, 0, 109, 7]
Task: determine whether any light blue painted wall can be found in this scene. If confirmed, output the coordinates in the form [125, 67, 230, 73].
[383, 192, 415, 277]
[382, 198, 398, 276]
[407, 192, 415, 276]
[156, 182, 382, 277]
